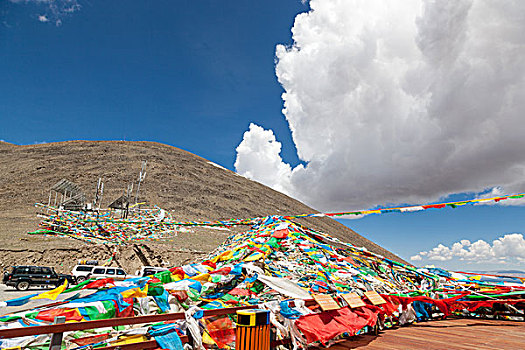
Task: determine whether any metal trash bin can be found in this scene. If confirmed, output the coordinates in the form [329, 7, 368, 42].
[236, 309, 270, 350]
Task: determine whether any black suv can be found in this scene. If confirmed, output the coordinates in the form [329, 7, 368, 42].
[3, 266, 76, 291]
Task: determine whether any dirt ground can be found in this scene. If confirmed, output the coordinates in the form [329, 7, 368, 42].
[0, 284, 39, 302]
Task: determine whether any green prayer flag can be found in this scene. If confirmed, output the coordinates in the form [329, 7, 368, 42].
[64, 278, 93, 293]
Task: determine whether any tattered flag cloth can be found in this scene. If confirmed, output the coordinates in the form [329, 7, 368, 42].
[2, 215, 524, 349]
[296, 307, 378, 344]
[31, 280, 68, 300]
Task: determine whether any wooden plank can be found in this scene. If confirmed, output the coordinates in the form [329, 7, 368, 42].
[96, 336, 189, 350]
[48, 316, 66, 350]
[312, 294, 340, 311]
[341, 292, 366, 308]
[384, 331, 475, 350]
[321, 319, 525, 350]
[363, 291, 386, 305]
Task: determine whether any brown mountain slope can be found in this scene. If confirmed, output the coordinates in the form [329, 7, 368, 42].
[0, 141, 406, 273]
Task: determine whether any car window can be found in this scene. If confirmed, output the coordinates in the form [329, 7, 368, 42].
[106, 269, 115, 275]
[93, 268, 105, 274]
[42, 267, 52, 274]
[76, 266, 93, 272]
[14, 267, 30, 274]
[30, 267, 43, 274]
[117, 269, 125, 276]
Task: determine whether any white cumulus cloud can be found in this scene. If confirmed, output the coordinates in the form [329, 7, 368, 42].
[235, 0, 525, 211]
[235, 123, 297, 195]
[412, 233, 525, 263]
[410, 254, 423, 261]
[476, 186, 525, 206]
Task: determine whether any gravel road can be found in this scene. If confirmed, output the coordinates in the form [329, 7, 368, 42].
[0, 284, 51, 302]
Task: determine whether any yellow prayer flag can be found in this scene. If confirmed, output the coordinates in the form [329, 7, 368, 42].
[244, 252, 263, 262]
[193, 273, 211, 282]
[112, 334, 148, 345]
[202, 331, 217, 346]
[122, 284, 148, 298]
[219, 250, 234, 261]
[31, 280, 67, 300]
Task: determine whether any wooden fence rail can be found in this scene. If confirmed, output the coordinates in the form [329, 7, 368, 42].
[0, 301, 318, 349]
[0, 305, 258, 339]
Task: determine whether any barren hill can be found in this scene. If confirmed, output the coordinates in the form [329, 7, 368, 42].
[0, 141, 405, 273]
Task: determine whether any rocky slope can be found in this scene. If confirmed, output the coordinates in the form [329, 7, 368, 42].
[0, 140, 405, 273]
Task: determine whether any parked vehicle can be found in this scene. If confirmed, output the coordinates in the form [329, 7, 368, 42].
[2, 266, 76, 291]
[135, 266, 168, 277]
[71, 265, 96, 284]
[73, 266, 128, 281]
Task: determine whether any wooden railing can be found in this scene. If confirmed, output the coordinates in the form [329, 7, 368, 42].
[0, 305, 261, 350]
[3, 297, 520, 350]
[0, 301, 321, 349]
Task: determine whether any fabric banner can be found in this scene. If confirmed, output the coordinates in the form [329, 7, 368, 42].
[295, 306, 378, 345]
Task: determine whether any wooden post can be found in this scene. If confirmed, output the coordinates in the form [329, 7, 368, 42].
[99, 182, 104, 210]
[134, 160, 147, 205]
[236, 309, 270, 350]
[48, 316, 66, 350]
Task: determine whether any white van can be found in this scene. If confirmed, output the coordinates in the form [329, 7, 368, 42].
[90, 266, 128, 281]
[135, 266, 169, 277]
[71, 265, 95, 283]
[72, 265, 127, 283]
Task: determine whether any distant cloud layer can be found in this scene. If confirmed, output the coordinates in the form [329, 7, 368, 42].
[235, 0, 525, 211]
[411, 233, 525, 264]
[9, 0, 80, 26]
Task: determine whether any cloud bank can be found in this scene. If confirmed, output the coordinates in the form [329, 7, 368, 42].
[235, 0, 525, 211]
[411, 233, 525, 264]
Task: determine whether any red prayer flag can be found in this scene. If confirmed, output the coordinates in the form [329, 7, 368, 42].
[272, 228, 289, 239]
[83, 278, 115, 289]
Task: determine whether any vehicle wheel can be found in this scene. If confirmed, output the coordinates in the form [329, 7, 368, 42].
[16, 281, 30, 291]
[76, 276, 86, 284]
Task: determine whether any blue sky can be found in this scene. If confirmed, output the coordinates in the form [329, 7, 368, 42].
[1, 0, 306, 167]
[2, 0, 525, 271]
[343, 203, 525, 271]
